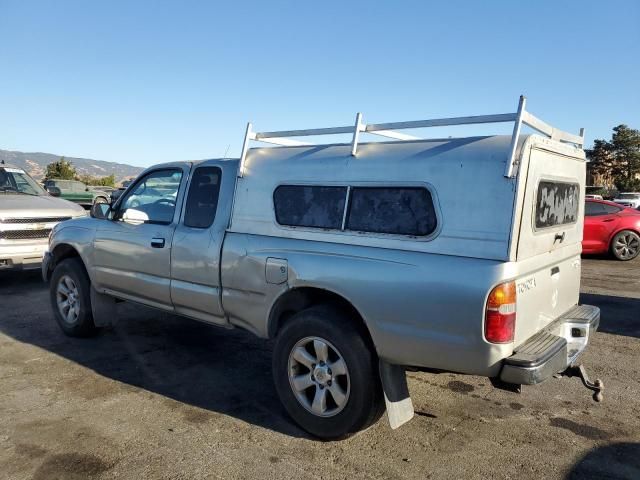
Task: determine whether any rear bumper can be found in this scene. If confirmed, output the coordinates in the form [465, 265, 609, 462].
[500, 304, 600, 385]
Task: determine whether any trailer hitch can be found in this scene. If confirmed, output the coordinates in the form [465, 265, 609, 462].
[561, 364, 604, 402]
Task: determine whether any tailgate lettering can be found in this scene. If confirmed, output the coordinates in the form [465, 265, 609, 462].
[517, 277, 537, 294]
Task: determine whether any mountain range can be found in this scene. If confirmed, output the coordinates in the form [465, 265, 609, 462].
[0, 149, 143, 184]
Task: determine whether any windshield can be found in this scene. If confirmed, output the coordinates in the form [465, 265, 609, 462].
[618, 193, 640, 199]
[0, 167, 47, 195]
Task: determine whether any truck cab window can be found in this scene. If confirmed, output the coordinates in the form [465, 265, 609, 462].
[184, 167, 221, 228]
[120, 169, 182, 224]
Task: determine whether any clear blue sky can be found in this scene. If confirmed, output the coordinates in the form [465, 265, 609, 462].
[1, 0, 638, 167]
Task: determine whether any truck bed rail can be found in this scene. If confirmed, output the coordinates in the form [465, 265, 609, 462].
[239, 96, 584, 178]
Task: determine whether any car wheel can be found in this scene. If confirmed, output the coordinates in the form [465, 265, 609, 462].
[611, 230, 640, 261]
[93, 196, 108, 205]
[49, 258, 99, 337]
[272, 305, 384, 439]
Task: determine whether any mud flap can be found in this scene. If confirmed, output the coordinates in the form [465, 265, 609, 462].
[379, 360, 414, 429]
[90, 287, 118, 327]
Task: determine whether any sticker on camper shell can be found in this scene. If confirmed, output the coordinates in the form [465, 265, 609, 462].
[535, 181, 580, 229]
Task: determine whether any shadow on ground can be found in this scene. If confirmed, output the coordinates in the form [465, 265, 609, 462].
[567, 442, 640, 479]
[0, 271, 308, 439]
[580, 293, 640, 339]
[2, 272, 637, 440]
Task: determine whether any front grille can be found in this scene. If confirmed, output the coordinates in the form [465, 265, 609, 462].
[0, 216, 71, 224]
[0, 229, 52, 240]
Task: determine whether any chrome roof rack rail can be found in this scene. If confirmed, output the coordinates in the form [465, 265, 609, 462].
[238, 96, 584, 178]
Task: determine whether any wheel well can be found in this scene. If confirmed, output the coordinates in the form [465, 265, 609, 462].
[609, 228, 640, 246]
[268, 287, 374, 344]
[46, 244, 82, 279]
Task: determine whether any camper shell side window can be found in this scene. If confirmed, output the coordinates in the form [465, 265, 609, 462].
[273, 184, 438, 238]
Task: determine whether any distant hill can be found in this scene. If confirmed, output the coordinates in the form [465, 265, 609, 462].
[0, 149, 143, 183]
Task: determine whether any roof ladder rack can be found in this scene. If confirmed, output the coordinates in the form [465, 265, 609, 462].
[238, 96, 585, 178]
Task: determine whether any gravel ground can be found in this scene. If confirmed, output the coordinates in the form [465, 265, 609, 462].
[0, 256, 638, 479]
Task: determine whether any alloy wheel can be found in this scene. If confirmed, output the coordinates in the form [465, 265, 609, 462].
[56, 275, 80, 324]
[614, 233, 639, 260]
[287, 336, 351, 417]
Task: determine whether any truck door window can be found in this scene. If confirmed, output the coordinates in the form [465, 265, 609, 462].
[184, 167, 221, 228]
[274, 186, 347, 229]
[346, 187, 437, 236]
[120, 169, 182, 224]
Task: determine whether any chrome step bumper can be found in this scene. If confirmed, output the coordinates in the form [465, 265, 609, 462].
[500, 305, 600, 385]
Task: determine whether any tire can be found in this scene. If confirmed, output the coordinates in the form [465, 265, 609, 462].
[49, 258, 99, 337]
[610, 230, 640, 261]
[272, 305, 384, 439]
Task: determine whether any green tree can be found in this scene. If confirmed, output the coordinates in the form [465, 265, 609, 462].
[586, 125, 640, 191]
[78, 174, 116, 187]
[99, 174, 116, 187]
[45, 157, 77, 180]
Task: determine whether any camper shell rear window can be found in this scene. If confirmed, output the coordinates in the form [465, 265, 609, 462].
[273, 185, 438, 237]
[535, 180, 580, 230]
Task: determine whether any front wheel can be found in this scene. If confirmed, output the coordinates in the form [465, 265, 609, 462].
[272, 305, 384, 439]
[50, 258, 99, 337]
[611, 230, 640, 261]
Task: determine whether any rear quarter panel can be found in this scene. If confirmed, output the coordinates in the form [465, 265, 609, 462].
[221, 233, 515, 377]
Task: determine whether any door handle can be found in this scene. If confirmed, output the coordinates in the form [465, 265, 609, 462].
[554, 232, 565, 244]
[602, 219, 615, 223]
[151, 237, 165, 248]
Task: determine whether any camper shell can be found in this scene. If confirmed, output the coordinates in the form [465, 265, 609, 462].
[43, 97, 600, 439]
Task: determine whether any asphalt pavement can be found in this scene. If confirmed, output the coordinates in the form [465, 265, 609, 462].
[0, 256, 638, 479]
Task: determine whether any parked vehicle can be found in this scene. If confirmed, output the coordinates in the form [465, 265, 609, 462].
[43, 179, 109, 207]
[583, 199, 640, 261]
[585, 194, 603, 200]
[43, 97, 600, 439]
[0, 165, 85, 271]
[613, 192, 640, 209]
[109, 179, 133, 203]
[88, 185, 115, 195]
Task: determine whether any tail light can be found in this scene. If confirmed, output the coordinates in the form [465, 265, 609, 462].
[485, 281, 516, 343]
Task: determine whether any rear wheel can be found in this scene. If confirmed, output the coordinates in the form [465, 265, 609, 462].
[610, 230, 640, 261]
[272, 305, 384, 439]
[50, 258, 99, 337]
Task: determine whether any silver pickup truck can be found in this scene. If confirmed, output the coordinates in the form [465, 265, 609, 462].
[43, 98, 600, 439]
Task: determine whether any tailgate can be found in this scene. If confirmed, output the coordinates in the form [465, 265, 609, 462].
[513, 247, 581, 346]
[512, 145, 585, 345]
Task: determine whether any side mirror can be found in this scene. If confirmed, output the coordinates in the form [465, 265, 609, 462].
[90, 202, 111, 220]
[46, 186, 61, 197]
[122, 208, 149, 225]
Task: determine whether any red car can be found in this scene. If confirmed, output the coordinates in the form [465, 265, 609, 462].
[583, 199, 640, 261]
